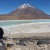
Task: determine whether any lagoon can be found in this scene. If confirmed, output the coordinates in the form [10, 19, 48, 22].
[0, 20, 50, 27]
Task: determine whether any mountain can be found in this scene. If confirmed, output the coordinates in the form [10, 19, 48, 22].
[0, 3, 50, 20]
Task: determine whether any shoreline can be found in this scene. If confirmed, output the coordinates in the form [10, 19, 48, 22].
[3, 33, 50, 38]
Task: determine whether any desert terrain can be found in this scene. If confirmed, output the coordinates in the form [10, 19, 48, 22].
[1, 22, 50, 50]
[0, 3, 50, 50]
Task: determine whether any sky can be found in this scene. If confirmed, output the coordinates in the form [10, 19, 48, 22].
[0, 0, 50, 15]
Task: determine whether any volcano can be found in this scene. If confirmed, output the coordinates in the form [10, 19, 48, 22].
[0, 3, 50, 20]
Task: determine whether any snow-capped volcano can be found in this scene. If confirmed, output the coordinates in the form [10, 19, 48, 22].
[0, 3, 50, 20]
[18, 3, 33, 9]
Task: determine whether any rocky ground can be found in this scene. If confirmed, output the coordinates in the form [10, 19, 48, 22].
[3, 37, 50, 50]
[7, 42, 50, 50]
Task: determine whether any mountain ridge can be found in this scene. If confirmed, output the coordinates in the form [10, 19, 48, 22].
[0, 3, 50, 20]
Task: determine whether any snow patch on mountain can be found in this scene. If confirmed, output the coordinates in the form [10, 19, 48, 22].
[18, 3, 33, 9]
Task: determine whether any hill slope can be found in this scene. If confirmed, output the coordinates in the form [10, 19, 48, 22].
[0, 3, 50, 20]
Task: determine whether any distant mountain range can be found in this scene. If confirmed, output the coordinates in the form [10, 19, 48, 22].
[0, 3, 50, 20]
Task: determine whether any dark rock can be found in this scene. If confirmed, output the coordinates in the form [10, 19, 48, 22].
[0, 27, 4, 39]
[37, 40, 50, 45]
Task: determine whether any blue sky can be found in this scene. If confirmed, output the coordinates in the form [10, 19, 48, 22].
[0, 0, 50, 15]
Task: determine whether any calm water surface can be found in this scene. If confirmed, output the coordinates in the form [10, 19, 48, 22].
[0, 20, 50, 27]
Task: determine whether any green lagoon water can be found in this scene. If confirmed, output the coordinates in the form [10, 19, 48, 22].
[0, 20, 50, 27]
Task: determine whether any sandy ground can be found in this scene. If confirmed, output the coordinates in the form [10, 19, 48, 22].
[3, 32, 50, 39]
